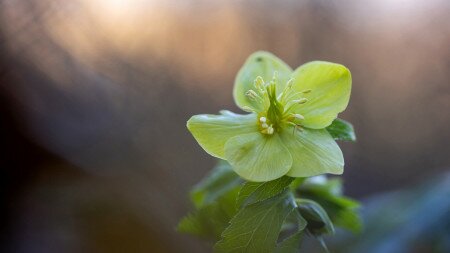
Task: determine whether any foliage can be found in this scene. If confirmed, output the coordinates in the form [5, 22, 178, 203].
[179, 51, 360, 252]
[178, 161, 361, 252]
[330, 173, 450, 253]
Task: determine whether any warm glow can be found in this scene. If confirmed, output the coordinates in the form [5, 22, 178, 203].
[87, 0, 150, 19]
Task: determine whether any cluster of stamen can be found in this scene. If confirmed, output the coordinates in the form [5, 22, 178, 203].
[259, 116, 274, 135]
[244, 72, 312, 135]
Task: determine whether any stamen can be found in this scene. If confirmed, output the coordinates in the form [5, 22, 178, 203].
[272, 71, 279, 82]
[260, 124, 274, 135]
[287, 120, 305, 135]
[259, 117, 267, 123]
[242, 106, 256, 112]
[293, 114, 305, 120]
[302, 89, 312, 93]
[254, 76, 265, 90]
[267, 125, 274, 134]
[286, 78, 294, 89]
[278, 78, 295, 103]
[261, 122, 268, 128]
[245, 90, 259, 100]
[293, 98, 308, 104]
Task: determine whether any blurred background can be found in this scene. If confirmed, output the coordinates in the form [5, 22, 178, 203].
[1, 0, 449, 252]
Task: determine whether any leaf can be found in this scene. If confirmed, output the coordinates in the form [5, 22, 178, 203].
[333, 208, 363, 233]
[296, 178, 362, 233]
[178, 187, 240, 240]
[191, 161, 242, 208]
[237, 176, 294, 208]
[276, 211, 307, 253]
[296, 199, 335, 236]
[326, 118, 356, 142]
[275, 231, 303, 253]
[289, 178, 306, 191]
[214, 190, 297, 253]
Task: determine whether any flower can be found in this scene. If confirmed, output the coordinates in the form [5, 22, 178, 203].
[187, 51, 352, 182]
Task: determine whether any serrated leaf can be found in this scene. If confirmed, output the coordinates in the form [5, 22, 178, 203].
[297, 199, 335, 236]
[276, 211, 307, 253]
[326, 118, 356, 141]
[299, 178, 360, 209]
[275, 231, 303, 253]
[191, 161, 242, 208]
[237, 176, 294, 208]
[178, 187, 240, 240]
[296, 178, 362, 233]
[214, 190, 296, 253]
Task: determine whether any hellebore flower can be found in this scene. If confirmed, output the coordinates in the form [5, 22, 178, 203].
[187, 51, 351, 182]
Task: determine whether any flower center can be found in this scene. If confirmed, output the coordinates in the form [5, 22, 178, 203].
[245, 73, 312, 135]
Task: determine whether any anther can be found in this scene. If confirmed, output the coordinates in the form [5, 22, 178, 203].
[293, 98, 308, 104]
[245, 90, 258, 100]
[261, 123, 268, 128]
[260, 124, 274, 135]
[254, 76, 265, 89]
[286, 78, 294, 89]
[293, 114, 305, 120]
[272, 71, 279, 82]
[259, 117, 267, 123]
[302, 89, 312, 93]
[242, 106, 255, 112]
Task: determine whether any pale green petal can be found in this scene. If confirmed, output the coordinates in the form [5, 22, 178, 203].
[224, 133, 292, 182]
[280, 127, 344, 177]
[234, 51, 293, 111]
[290, 61, 351, 129]
[187, 111, 257, 159]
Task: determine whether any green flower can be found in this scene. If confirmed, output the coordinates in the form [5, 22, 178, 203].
[187, 51, 352, 182]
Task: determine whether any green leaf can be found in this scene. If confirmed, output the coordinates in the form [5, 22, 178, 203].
[333, 208, 363, 233]
[296, 199, 335, 236]
[234, 51, 293, 112]
[178, 187, 240, 240]
[187, 111, 257, 159]
[326, 118, 356, 142]
[289, 178, 306, 191]
[275, 231, 303, 253]
[276, 210, 307, 253]
[290, 61, 351, 129]
[214, 190, 296, 253]
[237, 176, 294, 208]
[279, 128, 344, 178]
[191, 161, 242, 208]
[224, 132, 293, 182]
[296, 178, 362, 233]
[300, 177, 344, 199]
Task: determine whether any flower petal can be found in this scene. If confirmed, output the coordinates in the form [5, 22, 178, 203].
[280, 127, 344, 177]
[187, 111, 257, 159]
[234, 51, 293, 111]
[224, 133, 292, 182]
[290, 61, 351, 129]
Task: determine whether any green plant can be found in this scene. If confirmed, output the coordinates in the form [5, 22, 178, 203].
[179, 51, 361, 253]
